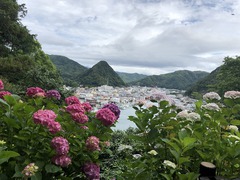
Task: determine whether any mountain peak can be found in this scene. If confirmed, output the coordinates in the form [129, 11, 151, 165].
[76, 61, 125, 87]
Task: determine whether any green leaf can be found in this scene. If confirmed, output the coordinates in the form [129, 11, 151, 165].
[170, 149, 180, 162]
[179, 157, 190, 165]
[230, 120, 240, 126]
[45, 164, 62, 173]
[182, 137, 196, 148]
[160, 173, 172, 180]
[31, 172, 42, 180]
[0, 151, 20, 164]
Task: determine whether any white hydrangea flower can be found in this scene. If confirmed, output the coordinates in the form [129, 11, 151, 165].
[132, 154, 142, 159]
[224, 91, 240, 99]
[148, 150, 158, 155]
[117, 144, 133, 152]
[163, 160, 177, 169]
[176, 110, 188, 119]
[203, 92, 221, 101]
[227, 125, 239, 132]
[188, 112, 201, 121]
[202, 103, 221, 111]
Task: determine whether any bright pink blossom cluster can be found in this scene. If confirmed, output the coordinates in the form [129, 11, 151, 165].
[65, 96, 92, 125]
[0, 80, 4, 90]
[0, 80, 11, 100]
[51, 137, 71, 167]
[33, 110, 61, 134]
[65, 96, 80, 105]
[86, 136, 101, 151]
[46, 90, 61, 100]
[0, 91, 11, 100]
[26, 87, 46, 97]
[72, 112, 89, 124]
[83, 162, 100, 180]
[96, 108, 117, 126]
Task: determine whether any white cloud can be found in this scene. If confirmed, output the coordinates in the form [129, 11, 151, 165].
[17, 0, 240, 75]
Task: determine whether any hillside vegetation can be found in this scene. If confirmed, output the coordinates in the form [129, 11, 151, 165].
[117, 72, 147, 83]
[0, 1, 62, 93]
[129, 70, 209, 90]
[186, 56, 240, 96]
[76, 61, 125, 87]
[49, 55, 88, 86]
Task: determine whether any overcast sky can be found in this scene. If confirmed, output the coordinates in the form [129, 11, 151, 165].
[17, 0, 240, 75]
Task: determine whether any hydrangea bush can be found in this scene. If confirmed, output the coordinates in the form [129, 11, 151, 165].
[120, 91, 240, 179]
[0, 80, 120, 179]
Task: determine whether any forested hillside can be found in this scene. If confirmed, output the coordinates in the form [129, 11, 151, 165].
[76, 61, 125, 87]
[49, 55, 87, 86]
[185, 56, 240, 96]
[0, 0, 62, 93]
[129, 70, 209, 90]
[117, 72, 147, 83]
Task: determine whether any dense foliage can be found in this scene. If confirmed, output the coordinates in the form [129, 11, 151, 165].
[0, 1, 63, 94]
[186, 56, 240, 97]
[76, 61, 125, 87]
[0, 81, 119, 179]
[49, 55, 88, 87]
[130, 70, 209, 90]
[115, 92, 240, 179]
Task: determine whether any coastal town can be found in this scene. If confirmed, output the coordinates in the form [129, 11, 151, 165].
[72, 85, 196, 111]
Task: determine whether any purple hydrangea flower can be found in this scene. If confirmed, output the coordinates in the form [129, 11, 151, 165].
[83, 162, 100, 180]
[46, 90, 61, 100]
[86, 136, 101, 151]
[102, 103, 120, 119]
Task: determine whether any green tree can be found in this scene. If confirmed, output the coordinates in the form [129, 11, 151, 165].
[215, 56, 240, 95]
[0, 0, 39, 56]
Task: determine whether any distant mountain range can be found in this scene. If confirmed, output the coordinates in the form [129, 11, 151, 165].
[129, 70, 209, 90]
[48, 54, 210, 90]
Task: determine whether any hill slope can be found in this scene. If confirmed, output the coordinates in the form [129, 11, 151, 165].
[129, 70, 209, 90]
[117, 72, 147, 83]
[49, 55, 88, 86]
[76, 61, 125, 87]
[185, 56, 240, 96]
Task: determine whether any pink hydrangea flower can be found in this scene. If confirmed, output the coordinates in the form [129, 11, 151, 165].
[0, 91, 11, 99]
[72, 113, 89, 124]
[48, 121, 62, 134]
[96, 108, 116, 126]
[52, 154, 71, 167]
[66, 104, 85, 114]
[86, 136, 101, 151]
[83, 162, 100, 180]
[0, 79, 4, 90]
[33, 110, 57, 125]
[51, 137, 69, 155]
[26, 87, 46, 97]
[46, 90, 61, 100]
[224, 91, 240, 99]
[65, 96, 80, 105]
[102, 103, 120, 119]
[82, 102, 93, 112]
